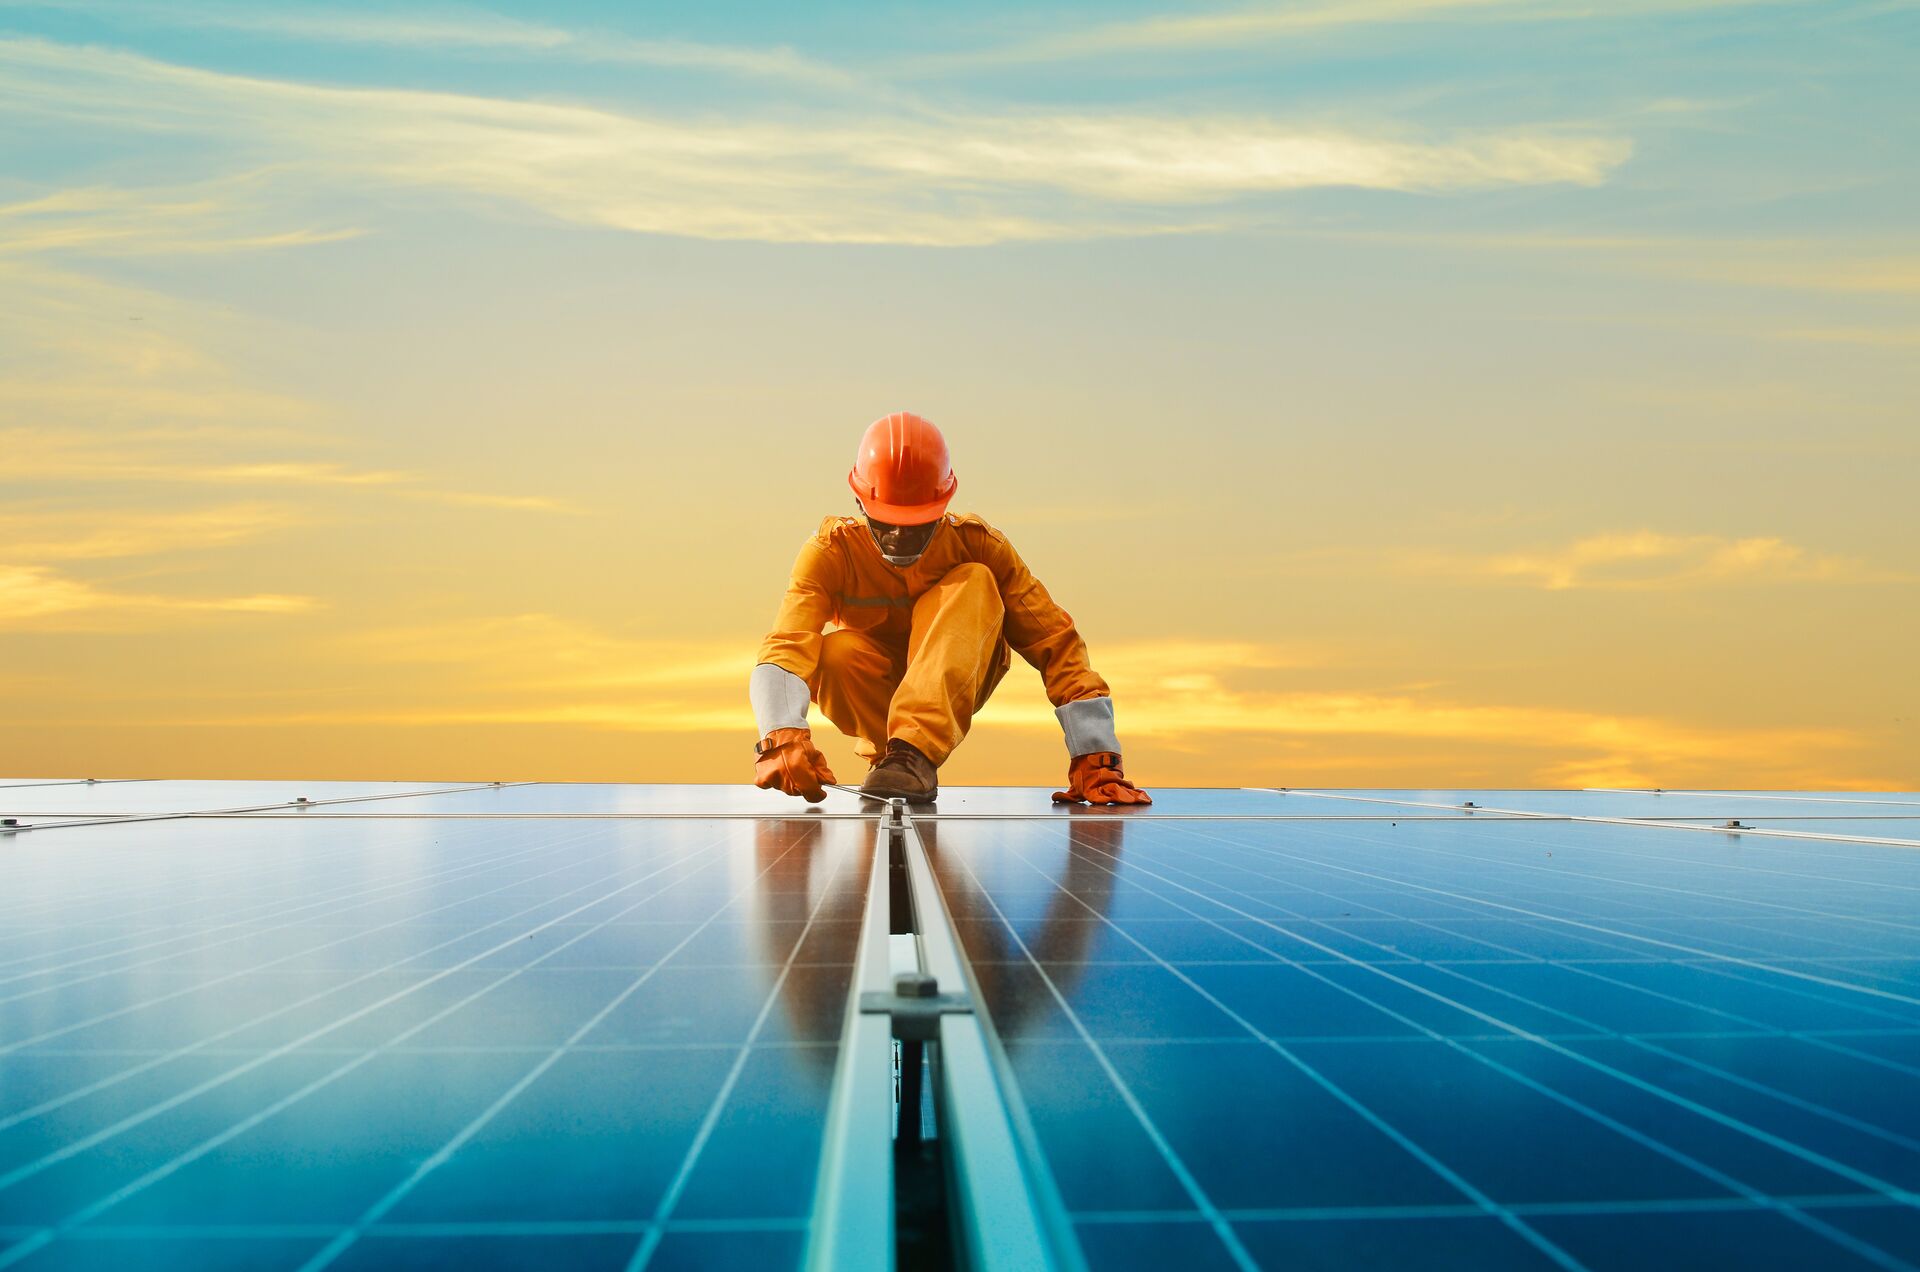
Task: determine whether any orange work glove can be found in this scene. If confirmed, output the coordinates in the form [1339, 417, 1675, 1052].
[1052, 752, 1153, 806]
[755, 727, 837, 803]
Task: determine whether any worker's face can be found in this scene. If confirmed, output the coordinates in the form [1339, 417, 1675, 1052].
[858, 502, 941, 564]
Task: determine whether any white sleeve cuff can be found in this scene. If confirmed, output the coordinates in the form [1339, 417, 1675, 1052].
[749, 663, 812, 737]
[1055, 696, 1121, 757]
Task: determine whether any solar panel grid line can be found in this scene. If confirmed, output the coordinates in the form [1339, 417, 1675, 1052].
[1221, 823, 1920, 1011]
[0, 813, 619, 929]
[1632, 817, 1920, 822]
[1590, 791, 1920, 811]
[0, 780, 538, 833]
[622, 837, 867, 1272]
[1298, 789, 1920, 814]
[1062, 1191, 1898, 1221]
[0, 825, 739, 1142]
[294, 823, 864, 1272]
[913, 814, 1549, 822]
[0, 818, 621, 987]
[4, 1188, 1911, 1235]
[949, 826, 1590, 1272]
[1251, 787, 1920, 845]
[933, 838, 1262, 1272]
[1592, 1031, 1920, 1160]
[0, 821, 640, 1047]
[1151, 823, 1920, 1042]
[0, 826, 740, 1225]
[1039, 823, 1920, 1270]
[1373, 960, 1920, 1153]
[0, 823, 641, 988]
[1282, 824, 1920, 954]
[1271, 790, 1920, 849]
[1315, 905, 1920, 1046]
[0, 1216, 813, 1240]
[1375, 825, 1920, 897]
[202, 818, 879, 826]
[0, 822, 804, 1270]
[0, 780, 150, 790]
[1572, 821, 1920, 851]
[1139, 829, 1920, 1241]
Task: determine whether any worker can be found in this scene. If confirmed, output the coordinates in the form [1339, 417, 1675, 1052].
[749, 411, 1152, 806]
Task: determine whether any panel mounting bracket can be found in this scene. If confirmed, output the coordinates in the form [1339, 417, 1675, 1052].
[860, 972, 972, 1042]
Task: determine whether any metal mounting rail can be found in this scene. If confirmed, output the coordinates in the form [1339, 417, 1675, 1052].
[806, 800, 1083, 1271]
[805, 803, 899, 1268]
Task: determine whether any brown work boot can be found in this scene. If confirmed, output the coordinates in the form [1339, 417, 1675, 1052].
[859, 739, 938, 803]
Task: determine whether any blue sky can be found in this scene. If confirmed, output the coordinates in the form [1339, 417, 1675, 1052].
[1, 0, 1916, 788]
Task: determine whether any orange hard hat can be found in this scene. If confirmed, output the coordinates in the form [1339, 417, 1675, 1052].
[847, 411, 957, 524]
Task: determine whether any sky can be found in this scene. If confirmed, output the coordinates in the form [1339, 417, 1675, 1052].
[1, 0, 1915, 791]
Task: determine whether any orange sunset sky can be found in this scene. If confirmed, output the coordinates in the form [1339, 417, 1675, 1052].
[2, 1, 1915, 790]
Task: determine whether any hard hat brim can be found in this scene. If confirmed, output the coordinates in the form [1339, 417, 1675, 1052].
[847, 469, 956, 525]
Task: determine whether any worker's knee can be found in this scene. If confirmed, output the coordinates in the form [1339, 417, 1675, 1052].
[940, 562, 1003, 617]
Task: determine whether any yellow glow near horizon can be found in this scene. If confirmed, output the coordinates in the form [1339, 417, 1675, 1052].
[2, 11, 1916, 790]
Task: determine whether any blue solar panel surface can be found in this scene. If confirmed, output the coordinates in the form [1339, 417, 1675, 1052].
[922, 811, 1920, 1270]
[0, 810, 870, 1270]
[3, 782, 1917, 1271]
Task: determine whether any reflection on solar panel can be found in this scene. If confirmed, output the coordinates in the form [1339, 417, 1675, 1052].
[3, 782, 1918, 1269]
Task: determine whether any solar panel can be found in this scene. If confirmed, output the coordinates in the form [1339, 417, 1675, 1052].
[920, 808, 1920, 1270]
[3, 783, 1916, 1270]
[0, 806, 870, 1269]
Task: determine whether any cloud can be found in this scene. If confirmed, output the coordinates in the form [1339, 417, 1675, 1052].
[919, 0, 1801, 68]
[218, 622, 1882, 789]
[1451, 531, 1905, 590]
[975, 638, 1876, 788]
[0, 0, 866, 92]
[1, 425, 575, 510]
[342, 613, 754, 693]
[0, 563, 319, 629]
[0, 183, 359, 257]
[0, 37, 1631, 247]
[0, 502, 300, 560]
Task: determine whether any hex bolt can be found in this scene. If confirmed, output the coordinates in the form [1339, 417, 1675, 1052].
[894, 972, 939, 999]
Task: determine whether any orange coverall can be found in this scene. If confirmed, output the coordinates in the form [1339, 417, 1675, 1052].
[756, 514, 1110, 766]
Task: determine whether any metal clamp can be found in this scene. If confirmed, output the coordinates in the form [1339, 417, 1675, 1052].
[859, 971, 972, 1042]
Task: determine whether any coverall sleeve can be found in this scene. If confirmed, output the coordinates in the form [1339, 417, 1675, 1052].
[756, 531, 840, 685]
[968, 524, 1110, 707]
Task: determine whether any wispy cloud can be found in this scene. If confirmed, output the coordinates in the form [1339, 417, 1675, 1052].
[978, 638, 1875, 788]
[1, 426, 575, 509]
[0, 563, 318, 629]
[342, 613, 754, 693]
[0, 0, 866, 92]
[1447, 531, 1906, 590]
[0, 37, 1631, 246]
[0, 502, 300, 560]
[918, 0, 1803, 68]
[0, 183, 358, 257]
